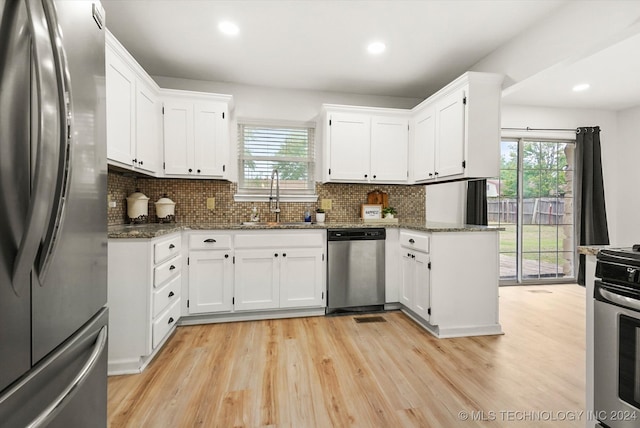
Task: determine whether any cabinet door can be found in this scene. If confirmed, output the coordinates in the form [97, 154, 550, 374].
[400, 252, 414, 307]
[234, 249, 280, 311]
[163, 100, 194, 175]
[413, 252, 431, 321]
[194, 102, 227, 177]
[106, 48, 135, 166]
[327, 113, 370, 181]
[188, 251, 234, 314]
[370, 116, 408, 182]
[279, 248, 324, 308]
[435, 88, 466, 178]
[412, 106, 436, 182]
[135, 78, 159, 174]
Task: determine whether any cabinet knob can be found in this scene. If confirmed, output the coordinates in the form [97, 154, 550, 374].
[204, 238, 217, 243]
[168, 317, 174, 324]
[412, 254, 416, 259]
[409, 238, 415, 244]
[373, 175, 376, 179]
[274, 253, 278, 257]
[132, 158, 137, 164]
[224, 254, 229, 258]
[169, 244, 175, 249]
[428, 173, 433, 177]
[197, 169, 201, 173]
[188, 168, 193, 173]
[407, 253, 411, 257]
[169, 265, 176, 270]
[283, 253, 287, 257]
[168, 291, 175, 298]
[435, 172, 439, 176]
[364, 174, 368, 178]
[139, 160, 144, 165]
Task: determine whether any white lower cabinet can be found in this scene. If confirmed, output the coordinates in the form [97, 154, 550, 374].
[233, 232, 325, 311]
[187, 232, 234, 314]
[234, 249, 280, 311]
[399, 229, 502, 338]
[185, 230, 326, 315]
[107, 233, 182, 374]
[188, 251, 234, 314]
[400, 231, 431, 321]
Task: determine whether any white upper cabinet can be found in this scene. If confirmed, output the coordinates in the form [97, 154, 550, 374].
[105, 44, 135, 167]
[370, 115, 409, 182]
[411, 105, 436, 182]
[162, 91, 231, 179]
[134, 78, 160, 174]
[322, 106, 410, 184]
[106, 31, 161, 175]
[410, 72, 503, 184]
[434, 87, 466, 178]
[326, 113, 371, 181]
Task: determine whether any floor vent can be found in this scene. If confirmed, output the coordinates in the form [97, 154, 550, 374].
[354, 316, 387, 323]
[528, 290, 553, 294]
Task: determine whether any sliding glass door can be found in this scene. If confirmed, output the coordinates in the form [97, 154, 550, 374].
[489, 138, 576, 284]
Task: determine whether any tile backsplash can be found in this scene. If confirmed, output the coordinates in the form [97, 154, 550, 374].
[108, 170, 425, 226]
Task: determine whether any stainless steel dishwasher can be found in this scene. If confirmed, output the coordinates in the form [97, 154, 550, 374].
[327, 228, 385, 314]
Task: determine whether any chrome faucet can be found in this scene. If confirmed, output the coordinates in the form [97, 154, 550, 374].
[269, 169, 280, 223]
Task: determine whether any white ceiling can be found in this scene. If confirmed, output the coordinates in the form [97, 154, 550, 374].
[102, 0, 640, 111]
[101, 0, 566, 99]
[502, 31, 640, 111]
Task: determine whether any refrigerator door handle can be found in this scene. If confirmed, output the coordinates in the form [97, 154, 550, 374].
[26, 326, 107, 428]
[12, 0, 64, 294]
[36, 0, 74, 282]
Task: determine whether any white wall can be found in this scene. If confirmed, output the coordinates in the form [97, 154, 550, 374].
[153, 75, 422, 183]
[614, 107, 640, 246]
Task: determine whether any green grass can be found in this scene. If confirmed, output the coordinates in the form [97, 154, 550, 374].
[491, 223, 573, 265]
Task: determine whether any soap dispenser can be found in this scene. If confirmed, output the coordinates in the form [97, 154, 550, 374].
[304, 205, 311, 222]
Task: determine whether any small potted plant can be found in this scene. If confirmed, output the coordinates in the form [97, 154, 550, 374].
[382, 207, 397, 219]
[315, 208, 326, 223]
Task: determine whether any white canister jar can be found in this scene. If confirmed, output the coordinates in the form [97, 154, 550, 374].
[126, 191, 149, 220]
[155, 195, 176, 220]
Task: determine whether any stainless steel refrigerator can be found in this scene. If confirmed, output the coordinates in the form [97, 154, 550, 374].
[0, 0, 108, 426]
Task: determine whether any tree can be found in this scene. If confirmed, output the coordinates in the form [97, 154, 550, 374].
[499, 141, 570, 198]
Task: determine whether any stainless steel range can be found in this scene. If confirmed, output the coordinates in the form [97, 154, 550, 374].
[594, 248, 640, 427]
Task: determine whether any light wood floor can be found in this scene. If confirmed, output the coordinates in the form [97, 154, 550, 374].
[108, 284, 586, 427]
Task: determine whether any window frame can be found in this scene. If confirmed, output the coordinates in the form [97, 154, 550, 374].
[234, 119, 318, 202]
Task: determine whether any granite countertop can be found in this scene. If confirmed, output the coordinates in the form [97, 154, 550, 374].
[108, 221, 504, 239]
[577, 245, 616, 256]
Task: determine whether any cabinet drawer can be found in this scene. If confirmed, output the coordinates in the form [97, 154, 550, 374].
[153, 274, 181, 318]
[154, 255, 182, 287]
[189, 233, 232, 250]
[152, 299, 180, 349]
[154, 235, 182, 264]
[400, 231, 430, 253]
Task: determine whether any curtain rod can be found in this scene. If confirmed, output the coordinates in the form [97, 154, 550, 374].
[501, 126, 577, 132]
[501, 126, 599, 133]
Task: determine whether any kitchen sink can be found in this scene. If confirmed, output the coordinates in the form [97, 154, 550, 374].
[240, 221, 317, 226]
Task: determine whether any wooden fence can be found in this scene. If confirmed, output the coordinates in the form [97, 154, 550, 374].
[488, 197, 568, 225]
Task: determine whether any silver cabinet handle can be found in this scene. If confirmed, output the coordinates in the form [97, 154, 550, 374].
[13, 0, 63, 295]
[27, 326, 107, 428]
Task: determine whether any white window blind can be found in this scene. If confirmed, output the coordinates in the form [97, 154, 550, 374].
[238, 123, 315, 193]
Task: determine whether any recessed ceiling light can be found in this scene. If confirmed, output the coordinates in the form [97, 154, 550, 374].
[218, 21, 239, 36]
[367, 41, 386, 55]
[572, 83, 590, 92]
